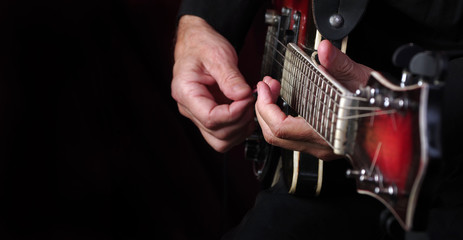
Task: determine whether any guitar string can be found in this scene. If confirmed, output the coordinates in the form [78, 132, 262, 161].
[263, 36, 339, 143]
[263, 40, 385, 115]
[262, 34, 396, 119]
[262, 38, 338, 142]
[261, 34, 400, 144]
[259, 32, 402, 149]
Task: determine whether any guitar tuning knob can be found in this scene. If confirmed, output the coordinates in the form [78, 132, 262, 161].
[346, 168, 365, 177]
[409, 51, 448, 81]
[374, 185, 398, 197]
[392, 43, 423, 69]
[393, 43, 451, 85]
[355, 86, 377, 98]
[346, 169, 380, 183]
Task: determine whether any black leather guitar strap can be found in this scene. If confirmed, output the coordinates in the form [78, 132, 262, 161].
[312, 0, 369, 48]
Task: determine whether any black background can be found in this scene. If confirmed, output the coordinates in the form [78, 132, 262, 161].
[0, 0, 265, 239]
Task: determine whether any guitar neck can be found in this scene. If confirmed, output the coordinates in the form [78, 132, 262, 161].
[256, 2, 433, 230]
[279, 43, 357, 155]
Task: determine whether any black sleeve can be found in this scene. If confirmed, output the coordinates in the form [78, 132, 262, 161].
[177, 0, 265, 51]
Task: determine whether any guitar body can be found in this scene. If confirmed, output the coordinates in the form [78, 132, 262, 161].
[246, 0, 441, 231]
[346, 72, 432, 230]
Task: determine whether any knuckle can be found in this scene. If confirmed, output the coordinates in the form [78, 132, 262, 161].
[263, 133, 277, 146]
[203, 118, 219, 130]
[262, 128, 280, 146]
[171, 87, 180, 102]
[336, 58, 355, 77]
[272, 123, 287, 139]
[222, 70, 242, 84]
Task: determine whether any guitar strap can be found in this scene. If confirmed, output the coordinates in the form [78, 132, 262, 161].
[312, 0, 419, 237]
[312, 0, 369, 48]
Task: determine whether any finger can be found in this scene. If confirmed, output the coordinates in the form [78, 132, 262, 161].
[317, 40, 372, 91]
[182, 104, 255, 153]
[177, 92, 255, 137]
[262, 76, 280, 103]
[255, 80, 315, 142]
[172, 64, 255, 128]
[178, 91, 254, 131]
[256, 109, 339, 160]
[198, 117, 256, 153]
[256, 108, 337, 160]
[255, 80, 338, 160]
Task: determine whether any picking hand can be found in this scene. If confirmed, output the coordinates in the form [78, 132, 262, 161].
[171, 16, 255, 152]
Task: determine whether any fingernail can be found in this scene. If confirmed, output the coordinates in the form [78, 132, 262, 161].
[263, 76, 271, 84]
[256, 81, 264, 93]
[233, 82, 249, 93]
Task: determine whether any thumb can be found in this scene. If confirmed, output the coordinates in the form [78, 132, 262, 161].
[317, 40, 372, 91]
[205, 49, 252, 101]
[216, 65, 252, 101]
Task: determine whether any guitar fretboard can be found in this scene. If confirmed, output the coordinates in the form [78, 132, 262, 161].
[280, 43, 354, 154]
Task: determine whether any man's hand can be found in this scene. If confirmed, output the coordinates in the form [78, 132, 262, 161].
[172, 15, 255, 152]
[255, 40, 372, 160]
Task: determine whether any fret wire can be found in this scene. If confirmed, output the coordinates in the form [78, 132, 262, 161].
[329, 85, 335, 141]
[297, 53, 301, 112]
[308, 63, 316, 127]
[279, 55, 344, 110]
[311, 71, 316, 127]
[281, 64, 343, 113]
[320, 80, 326, 136]
[280, 64, 343, 146]
[303, 66, 309, 119]
[292, 53, 301, 111]
[263, 40, 384, 146]
[308, 66, 315, 125]
[266, 35, 366, 97]
[318, 78, 323, 135]
[299, 64, 305, 118]
[318, 73, 324, 132]
[323, 81, 330, 138]
[314, 74, 320, 132]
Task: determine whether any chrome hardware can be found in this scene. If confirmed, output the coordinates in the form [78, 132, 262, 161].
[355, 85, 413, 111]
[374, 185, 398, 196]
[346, 168, 397, 197]
[265, 10, 279, 25]
[346, 169, 381, 183]
[291, 11, 301, 42]
[282, 7, 291, 16]
[329, 13, 344, 28]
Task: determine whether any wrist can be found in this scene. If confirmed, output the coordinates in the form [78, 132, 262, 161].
[175, 15, 212, 60]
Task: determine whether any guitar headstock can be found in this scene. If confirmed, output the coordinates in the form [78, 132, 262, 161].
[346, 71, 429, 230]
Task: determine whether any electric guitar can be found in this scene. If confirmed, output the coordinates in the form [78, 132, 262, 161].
[245, 0, 442, 231]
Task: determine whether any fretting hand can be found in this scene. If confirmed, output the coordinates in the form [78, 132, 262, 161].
[255, 40, 373, 160]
